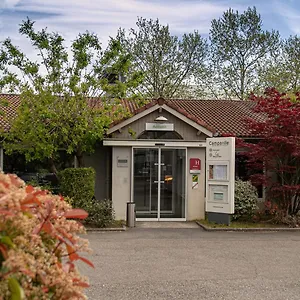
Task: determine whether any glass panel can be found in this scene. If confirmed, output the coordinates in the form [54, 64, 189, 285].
[138, 131, 183, 139]
[134, 149, 158, 218]
[160, 149, 186, 219]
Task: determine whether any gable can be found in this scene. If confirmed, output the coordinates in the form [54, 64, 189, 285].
[108, 106, 212, 141]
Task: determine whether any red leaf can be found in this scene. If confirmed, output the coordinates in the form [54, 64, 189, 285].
[42, 221, 54, 235]
[66, 244, 79, 262]
[72, 278, 89, 288]
[64, 209, 88, 220]
[0, 209, 15, 216]
[78, 256, 94, 268]
[26, 185, 34, 193]
[56, 227, 75, 244]
[21, 194, 41, 206]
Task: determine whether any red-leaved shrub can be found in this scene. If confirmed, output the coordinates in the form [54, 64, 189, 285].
[0, 173, 93, 299]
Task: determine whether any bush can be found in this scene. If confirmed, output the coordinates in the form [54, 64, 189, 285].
[0, 173, 92, 299]
[59, 167, 115, 227]
[233, 179, 258, 220]
[59, 167, 96, 206]
[84, 199, 115, 228]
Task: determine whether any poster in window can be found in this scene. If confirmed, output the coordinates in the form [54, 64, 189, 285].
[208, 165, 227, 180]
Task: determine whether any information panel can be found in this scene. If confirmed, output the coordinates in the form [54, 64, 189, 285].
[206, 137, 235, 214]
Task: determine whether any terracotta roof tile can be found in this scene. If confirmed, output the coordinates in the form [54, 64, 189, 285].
[0, 94, 265, 136]
[166, 99, 265, 137]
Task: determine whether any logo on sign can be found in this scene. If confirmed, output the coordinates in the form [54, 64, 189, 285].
[190, 158, 201, 174]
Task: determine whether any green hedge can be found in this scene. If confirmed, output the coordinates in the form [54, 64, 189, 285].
[59, 167, 96, 205]
[59, 167, 115, 227]
[84, 199, 115, 228]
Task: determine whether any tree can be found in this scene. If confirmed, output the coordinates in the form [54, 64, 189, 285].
[0, 19, 143, 172]
[118, 17, 208, 99]
[243, 88, 300, 216]
[259, 35, 300, 93]
[209, 7, 280, 100]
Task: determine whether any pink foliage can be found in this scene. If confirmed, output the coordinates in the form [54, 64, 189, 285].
[0, 173, 92, 299]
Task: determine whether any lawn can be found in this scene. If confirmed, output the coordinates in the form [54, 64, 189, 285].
[197, 219, 288, 229]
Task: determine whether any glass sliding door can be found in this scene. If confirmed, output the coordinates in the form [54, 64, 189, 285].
[133, 148, 186, 220]
[160, 149, 186, 219]
[134, 149, 158, 218]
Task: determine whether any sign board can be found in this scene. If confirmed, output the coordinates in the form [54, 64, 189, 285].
[206, 137, 235, 214]
[192, 174, 198, 189]
[146, 123, 174, 131]
[189, 158, 201, 174]
[117, 157, 129, 168]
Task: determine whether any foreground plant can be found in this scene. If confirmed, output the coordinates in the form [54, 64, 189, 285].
[0, 173, 93, 299]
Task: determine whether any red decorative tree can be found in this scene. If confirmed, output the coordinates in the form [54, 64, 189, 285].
[243, 88, 300, 216]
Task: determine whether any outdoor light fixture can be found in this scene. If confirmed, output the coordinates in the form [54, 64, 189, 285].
[154, 115, 168, 122]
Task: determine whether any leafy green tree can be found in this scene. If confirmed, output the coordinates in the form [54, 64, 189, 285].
[0, 19, 142, 172]
[259, 35, 300, 93]
[118, 17, 208, 99]
[209, 7, 280, 100]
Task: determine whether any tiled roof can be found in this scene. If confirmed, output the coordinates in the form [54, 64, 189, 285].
[0, 94, 265, 136]
[166, 99, 266, 137]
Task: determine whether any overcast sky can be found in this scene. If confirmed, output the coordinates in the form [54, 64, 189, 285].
[0, 0, 300, 51]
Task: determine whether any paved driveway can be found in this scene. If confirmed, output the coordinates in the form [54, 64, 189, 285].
[80, 226, 300, 300]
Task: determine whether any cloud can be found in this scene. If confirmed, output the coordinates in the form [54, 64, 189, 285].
[1, 0, 22, 9]
[0, 0, 247, 46]
[273, 0, 300, 35]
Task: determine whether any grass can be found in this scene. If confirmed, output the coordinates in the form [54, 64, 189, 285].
[85, 220, 125, 228]
[197, 219, 287, 229]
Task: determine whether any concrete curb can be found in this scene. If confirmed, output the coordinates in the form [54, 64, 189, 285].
[195, 221, 300, 232]
[86, 225, 127, 232]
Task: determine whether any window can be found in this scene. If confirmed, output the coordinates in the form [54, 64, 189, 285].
[138, 130, 183, 140]
[235, 153, 263, 198]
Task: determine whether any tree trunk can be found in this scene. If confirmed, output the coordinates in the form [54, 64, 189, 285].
[76, 148, 85, 167]
[48, 157, 58, 174]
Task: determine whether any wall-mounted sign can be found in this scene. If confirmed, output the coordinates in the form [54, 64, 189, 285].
[190, 158, 201, 174]
[117, 157, 129, 167]
[192, 174, 198, 189]
[145, 123, 174, 131]
[207, 139, 232, 161]
[206, 137, 235, 215]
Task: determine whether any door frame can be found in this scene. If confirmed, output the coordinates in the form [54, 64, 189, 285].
[131, 146, 187, 221]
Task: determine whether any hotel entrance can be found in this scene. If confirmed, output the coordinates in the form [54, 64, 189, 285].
[133, 148, 186, 220]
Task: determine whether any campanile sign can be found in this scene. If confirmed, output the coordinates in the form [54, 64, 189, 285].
[206, 137, 235, 225]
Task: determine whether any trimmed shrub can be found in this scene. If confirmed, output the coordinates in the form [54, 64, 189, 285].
[59, 167, 96, 206]
[59, 167, 115, 227]
[233, 179, 258, 220]
[84, 199, 115, 228]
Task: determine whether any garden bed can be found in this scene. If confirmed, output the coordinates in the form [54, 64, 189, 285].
[85, 220, 126, 231]
[196, 219, 300, 231]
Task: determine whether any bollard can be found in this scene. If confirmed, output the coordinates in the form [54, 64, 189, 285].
[126, 202, 136, 227]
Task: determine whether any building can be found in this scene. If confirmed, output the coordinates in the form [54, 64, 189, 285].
[0, 95, 265, 221]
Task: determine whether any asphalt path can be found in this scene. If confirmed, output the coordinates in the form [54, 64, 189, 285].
[79, 227, 300, 300]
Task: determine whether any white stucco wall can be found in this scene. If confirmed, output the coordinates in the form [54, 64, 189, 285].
[111, 147, 131, 220]
[186, 148, 206, 220]
[111, 146, 206, 221]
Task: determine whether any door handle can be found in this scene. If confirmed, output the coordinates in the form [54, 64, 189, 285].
[153, 181, 164, 184]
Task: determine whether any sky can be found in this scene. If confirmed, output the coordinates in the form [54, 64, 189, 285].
[0, 0, 300, 51]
